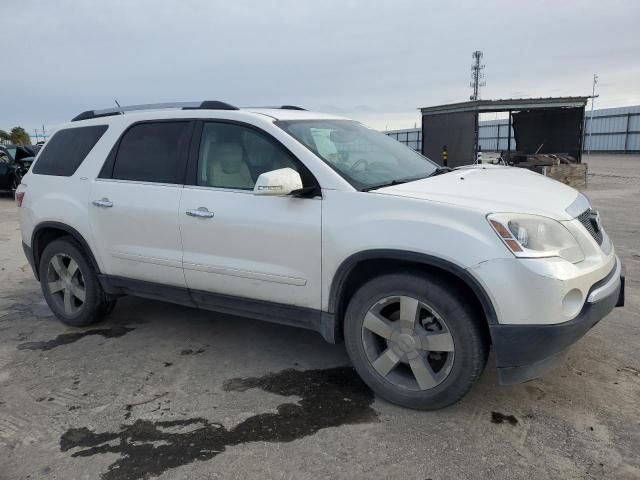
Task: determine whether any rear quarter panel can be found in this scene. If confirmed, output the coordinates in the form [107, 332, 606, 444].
[18, 123, 122, 272]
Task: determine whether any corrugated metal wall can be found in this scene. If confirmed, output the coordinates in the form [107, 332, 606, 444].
[385, 128, 422, 151]
[386, 105, 640, 153]
[422, 111, 477, 167]
[583, 105, 640, 151]
[476, 120, 514, 152]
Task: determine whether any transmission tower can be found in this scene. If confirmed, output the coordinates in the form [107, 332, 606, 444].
[470, 51, 486, 101]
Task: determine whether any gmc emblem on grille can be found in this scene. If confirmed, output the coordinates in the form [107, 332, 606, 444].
[589, 210, 602, 233]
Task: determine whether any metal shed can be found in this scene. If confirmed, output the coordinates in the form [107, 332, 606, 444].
[419, 97, 590, 168]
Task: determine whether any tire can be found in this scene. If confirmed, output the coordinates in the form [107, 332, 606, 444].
[39, 237, 116, 327]
[10, 175, 19, 194]
[344, 272, 489, 410]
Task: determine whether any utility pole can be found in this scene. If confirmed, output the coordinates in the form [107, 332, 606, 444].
[470, 51, 486, 163]
[32, 125, 49, 144]
[587, 74, 598, 154]
[470, 51, 485, 101]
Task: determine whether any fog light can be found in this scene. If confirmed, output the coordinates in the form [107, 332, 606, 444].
[562, 289, 584, 318]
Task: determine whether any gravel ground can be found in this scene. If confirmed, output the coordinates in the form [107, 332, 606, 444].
[0, 154, 638, 480]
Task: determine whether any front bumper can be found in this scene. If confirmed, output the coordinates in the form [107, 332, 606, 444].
[490, 257, 624, 384]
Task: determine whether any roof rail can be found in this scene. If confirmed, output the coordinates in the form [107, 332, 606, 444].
[71, 100, 239, 122]
[280, 105, 306, 111]
[245, 105, 307, 111]
[183, 101, 239, 111]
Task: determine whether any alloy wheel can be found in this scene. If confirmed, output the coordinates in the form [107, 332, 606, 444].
[46, 253, 86, 315]
[361, 295, 455, 391]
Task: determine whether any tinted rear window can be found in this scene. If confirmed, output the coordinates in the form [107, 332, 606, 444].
[32, 125, 108, 176]
[110, 122, 190, 184]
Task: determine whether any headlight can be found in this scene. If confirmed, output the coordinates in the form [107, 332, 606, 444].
[488, 213, 584, 263]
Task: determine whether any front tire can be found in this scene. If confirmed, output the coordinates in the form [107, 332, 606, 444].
[39, 238, 115, 327]
[344, 272, 488, 410]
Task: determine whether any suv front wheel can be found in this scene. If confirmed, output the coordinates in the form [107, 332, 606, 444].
[39, 237, 116, 327]
[344, 272, 488, 410]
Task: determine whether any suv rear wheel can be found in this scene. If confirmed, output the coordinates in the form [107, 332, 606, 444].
[344, 272, 488, 410]
[39, 238, 116, 327]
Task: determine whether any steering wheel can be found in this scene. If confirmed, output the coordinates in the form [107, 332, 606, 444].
[350, 158, 369, 172]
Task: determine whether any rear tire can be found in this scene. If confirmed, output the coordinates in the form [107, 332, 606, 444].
[344, 272, 488, 410]
[10, 175, 19, 194]
[39, 237, 115, 327]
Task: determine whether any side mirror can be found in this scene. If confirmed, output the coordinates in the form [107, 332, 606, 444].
[253, 168, 303, 196]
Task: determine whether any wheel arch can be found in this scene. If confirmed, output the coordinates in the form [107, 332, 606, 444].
[328, 249, 498, 341]
[31, 222, 101, 280]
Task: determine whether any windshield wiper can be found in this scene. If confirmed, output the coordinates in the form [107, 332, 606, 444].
[362, 174, 430, 192]
[426, 166, 453, 177]
[362, 169, 450, 192]
[362, 179, 407, 192]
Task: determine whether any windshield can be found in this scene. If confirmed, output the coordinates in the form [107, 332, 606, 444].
[277, 120, 438, 190]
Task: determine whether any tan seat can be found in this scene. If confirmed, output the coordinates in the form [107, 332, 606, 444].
[206, 143, 254, 189]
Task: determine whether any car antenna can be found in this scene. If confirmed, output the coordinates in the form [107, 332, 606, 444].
[114, 99, 124, 115]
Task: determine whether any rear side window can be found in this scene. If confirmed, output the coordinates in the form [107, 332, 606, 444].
[32, 125, 108, 176]
[110, 122, 190, 184]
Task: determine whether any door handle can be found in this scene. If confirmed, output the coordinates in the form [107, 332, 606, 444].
[92, 198, 113, 208]
[186, 207, 214, 218]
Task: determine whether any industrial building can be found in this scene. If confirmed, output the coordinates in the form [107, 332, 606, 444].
[386, 104, 640, 155]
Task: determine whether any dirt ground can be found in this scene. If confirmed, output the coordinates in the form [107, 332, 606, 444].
[1, 154, 638, 480]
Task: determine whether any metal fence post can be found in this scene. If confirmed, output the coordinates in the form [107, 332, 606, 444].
[624, 113, 631, 153]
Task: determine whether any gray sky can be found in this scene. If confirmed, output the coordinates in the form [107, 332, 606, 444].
[2, 0, 639, 136]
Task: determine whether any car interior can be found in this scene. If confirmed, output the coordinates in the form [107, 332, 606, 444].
[198, 123, 298, 190]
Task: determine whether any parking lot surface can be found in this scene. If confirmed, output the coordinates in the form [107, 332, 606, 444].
[1, 154, 639, 480]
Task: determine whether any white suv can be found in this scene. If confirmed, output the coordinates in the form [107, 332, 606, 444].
[16, 101, 624, 410]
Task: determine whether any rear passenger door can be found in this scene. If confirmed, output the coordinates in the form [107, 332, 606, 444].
[89, 120, 193, 288]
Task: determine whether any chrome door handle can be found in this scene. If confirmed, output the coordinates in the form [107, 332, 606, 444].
[92, 198, 113, 208]
[186, 207, 214, 218]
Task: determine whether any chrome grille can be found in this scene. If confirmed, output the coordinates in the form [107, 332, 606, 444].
[577, 209, 604, 245]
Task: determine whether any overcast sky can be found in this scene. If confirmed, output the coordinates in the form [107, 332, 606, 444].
[2, 0, 639, 137]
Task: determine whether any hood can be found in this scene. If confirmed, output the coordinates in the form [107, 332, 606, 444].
[375, 165, 580, 220]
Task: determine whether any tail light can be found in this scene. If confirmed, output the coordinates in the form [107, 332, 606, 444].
[15, 191, 25, 207]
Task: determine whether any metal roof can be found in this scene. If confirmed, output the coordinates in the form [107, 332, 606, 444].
[419, 96, 590, 115]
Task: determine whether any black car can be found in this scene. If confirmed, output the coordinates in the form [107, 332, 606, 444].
[0, 144, 40, 193]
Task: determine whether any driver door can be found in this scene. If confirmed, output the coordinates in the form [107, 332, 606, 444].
[179, 121, 322, 310]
